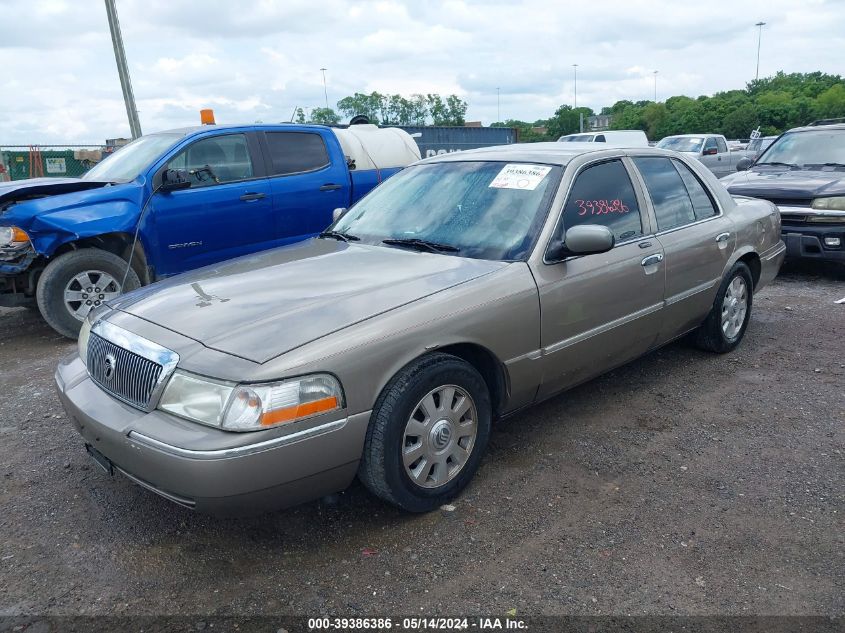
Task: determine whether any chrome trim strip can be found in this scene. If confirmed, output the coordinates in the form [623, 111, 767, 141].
[777, 205, 845, 217]
[762, 241, 786, 261]
[665, 279, 719, 307]
[543, 302, 664, 355]
[89, 320, 179, 411]
[505, 349, 543, 365]
[127, 418, 348, 460]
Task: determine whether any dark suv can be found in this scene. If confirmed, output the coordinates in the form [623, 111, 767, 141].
[721, 120, 845, 263]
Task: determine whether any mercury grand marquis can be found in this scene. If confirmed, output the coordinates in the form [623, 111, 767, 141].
[55, 144, 786, 514]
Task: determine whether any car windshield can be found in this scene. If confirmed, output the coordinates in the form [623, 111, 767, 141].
[756, 130, 845, 167]
[657, 137, 704, 152]
[82, 133, 183, 182]
[332, 161, 561, 261]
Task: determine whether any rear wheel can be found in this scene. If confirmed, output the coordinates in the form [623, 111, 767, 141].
[693, 262, 753, 353]
[36, 249, 140, 338]
[358, 353, 492, 512]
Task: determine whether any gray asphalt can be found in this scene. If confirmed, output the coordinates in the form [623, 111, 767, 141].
[0, 261, 842, 618]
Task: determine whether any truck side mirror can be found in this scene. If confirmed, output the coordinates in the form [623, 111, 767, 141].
[332, 207, 348, 222]
[703, 148, 718, 156]
[736, 157, 753, 171]
[160, 168, 191, 192]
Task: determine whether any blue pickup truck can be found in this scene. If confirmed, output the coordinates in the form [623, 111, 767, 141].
[0, 123, 420, 337]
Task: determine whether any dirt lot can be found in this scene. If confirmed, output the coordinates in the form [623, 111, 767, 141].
[0, 261, 842, 619]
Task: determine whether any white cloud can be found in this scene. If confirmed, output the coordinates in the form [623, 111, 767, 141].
[0, 0, 842, 143]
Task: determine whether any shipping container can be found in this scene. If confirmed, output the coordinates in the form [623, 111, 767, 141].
[396, 126, 517, 159]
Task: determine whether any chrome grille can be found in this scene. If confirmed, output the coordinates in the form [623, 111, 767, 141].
[87, 333, 163, 410]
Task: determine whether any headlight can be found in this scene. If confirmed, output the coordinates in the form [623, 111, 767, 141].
[0, 226, 30, 248]
[811, 197, 845, 211]
[158, 371, 343, 431]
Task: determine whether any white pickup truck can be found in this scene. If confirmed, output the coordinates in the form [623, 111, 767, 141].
[656, 134, 743, 177]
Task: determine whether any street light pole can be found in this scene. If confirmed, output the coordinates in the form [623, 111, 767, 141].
[653, 70, 658, 102]
[104, 0, 142, 139]
[755, 22, 766, 81]
[573, 64, 578, 109]
[496, 87, 500, 123]
[320, 68, 329, 110]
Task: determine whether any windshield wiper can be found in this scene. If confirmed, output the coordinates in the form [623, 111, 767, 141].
[382, 238, 460, 253]
[756, 161, 800, 169]
[318, 230, 360, 242]
[805, 162, 845, 168]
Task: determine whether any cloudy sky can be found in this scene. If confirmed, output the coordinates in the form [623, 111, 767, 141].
[1, 0, 843, 144]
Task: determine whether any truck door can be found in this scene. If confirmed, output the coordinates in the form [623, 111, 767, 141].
[260, 130, 350, 245]
[151, 132, 274, 277]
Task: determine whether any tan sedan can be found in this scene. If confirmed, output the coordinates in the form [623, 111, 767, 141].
[55, 144, 785, 514]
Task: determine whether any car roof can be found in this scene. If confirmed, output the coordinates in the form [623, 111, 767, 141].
[152, 123, 326, 137]
[418, 142, 678, 166]
[785, 123, 845, 133]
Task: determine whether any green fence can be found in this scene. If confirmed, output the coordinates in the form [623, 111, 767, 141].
[0, 146, 107, 181]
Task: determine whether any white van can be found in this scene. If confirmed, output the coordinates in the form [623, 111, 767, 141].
[557, 130, 649, 147]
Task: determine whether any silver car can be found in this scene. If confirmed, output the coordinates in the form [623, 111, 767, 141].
[55, 144, 785, 514]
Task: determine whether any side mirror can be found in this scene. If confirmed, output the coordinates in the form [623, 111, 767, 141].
[332, 207, 348, 222]
[736, 157, 753, 171]
[703, 147, 718, 156]
[160, 168, 191, 192]
[546, 225, 615, 261]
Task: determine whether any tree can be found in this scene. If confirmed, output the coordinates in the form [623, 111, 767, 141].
[444, 95, 468, 126]
[294, 108, 306, 124]
[547, 105, 594, 138]
[336, 92, 382, 124]
[309, 107, 341, 125]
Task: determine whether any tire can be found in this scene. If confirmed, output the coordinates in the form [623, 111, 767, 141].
[693, 261, 753, 353]
[35, 249, 141, 339]
[358, 353, 492, 512]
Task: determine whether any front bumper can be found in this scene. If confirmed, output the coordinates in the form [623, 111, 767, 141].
[54, 353, 371, 515]
[778, 206, 845, 262]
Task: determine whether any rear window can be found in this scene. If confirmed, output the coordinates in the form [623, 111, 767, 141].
[265, 132, 330, 176]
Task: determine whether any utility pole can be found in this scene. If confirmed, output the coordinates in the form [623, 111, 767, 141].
[573, 64, 578, 109]
[104, 0, 142, 139]
[496, 87, 500, 123]
[755, 22, 766, 81]
[653, 70, 658, 102]
[320, 68, 329, 110]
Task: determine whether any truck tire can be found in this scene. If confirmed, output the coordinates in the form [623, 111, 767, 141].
[358, 353, 492, 512]
[36, 249, 140, 339]
[692, 261, 753, 354]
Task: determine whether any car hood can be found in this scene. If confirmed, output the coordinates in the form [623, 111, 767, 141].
[721, 167, 845, 200]
[111, 239, 507, 364]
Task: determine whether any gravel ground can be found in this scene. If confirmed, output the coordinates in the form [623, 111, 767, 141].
[0, 261, 842, 619]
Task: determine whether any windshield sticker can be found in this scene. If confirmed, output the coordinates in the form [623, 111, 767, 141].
[489, 164, 552, 190]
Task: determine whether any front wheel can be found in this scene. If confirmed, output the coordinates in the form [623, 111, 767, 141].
[692, 261, 753, 353]
[358, 353, 492, 512]
[36, 249, 140, 338]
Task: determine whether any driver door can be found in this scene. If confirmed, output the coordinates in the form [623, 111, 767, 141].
[530, 158, 666, 399]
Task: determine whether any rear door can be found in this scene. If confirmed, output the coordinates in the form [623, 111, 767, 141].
[531, 157, 665, 400]
[260, 130, 350, 245]
[151, 132, 274, 276]
[630, 156, 735, 345]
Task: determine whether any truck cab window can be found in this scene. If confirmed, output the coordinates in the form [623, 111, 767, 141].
[168, 134, 254, 188]
[265, 132, 330, 176]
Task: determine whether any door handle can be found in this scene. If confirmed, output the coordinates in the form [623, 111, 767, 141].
[240, 192, 266, 201]
[319, 183, 342, 191]
[715, 232, 731, 243]
[641, 253, 664, 267]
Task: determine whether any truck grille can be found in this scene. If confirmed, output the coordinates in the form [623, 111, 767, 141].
[87, 333, 163, 410]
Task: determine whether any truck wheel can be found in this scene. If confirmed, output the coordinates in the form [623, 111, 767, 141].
[36, 249, 140, 339]
[358, 353, 492, 512]
[692, 261, 753, 354]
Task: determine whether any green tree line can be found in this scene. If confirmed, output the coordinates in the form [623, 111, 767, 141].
[299, 92, 469, 126]
[499, 72, 845, 142]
